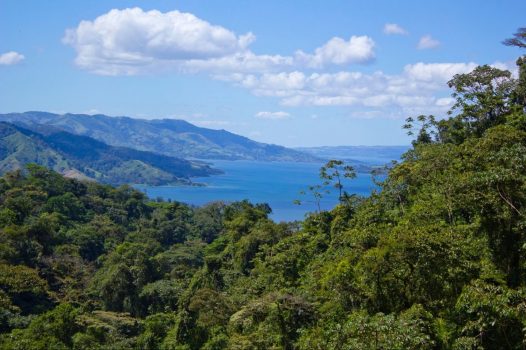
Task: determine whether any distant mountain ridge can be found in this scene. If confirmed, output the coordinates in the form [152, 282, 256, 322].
[0, 122, 219, 185]
[295, 145, 409, 165]
[0, 112, 318, 162]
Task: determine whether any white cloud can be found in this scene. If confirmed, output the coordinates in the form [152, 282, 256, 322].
[435, 97, 455, 107]
[295, 36, 375, 68]
[190, 120, 231, 127]
[257, 72, 306, 90]
[221, 62, 478, 118]
[490, 60, 519, 77]
[255, 111, 291, 120]
[62, 8, 501, 121]
[0, 51, 25, 65]
[64, 8, 377, 75]
[383, 23, 408, 35]
[185, 51, 293, 74]
[403, 62, 478, 82]
[417, 35, 440, 49]
[63, 7, 256, 75]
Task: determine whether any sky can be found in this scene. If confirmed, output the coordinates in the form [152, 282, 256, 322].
[0, 1, 525, 147]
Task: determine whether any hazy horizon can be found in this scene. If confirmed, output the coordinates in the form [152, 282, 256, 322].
[0, 110, 412, 147]
[1, 1, 524, 146]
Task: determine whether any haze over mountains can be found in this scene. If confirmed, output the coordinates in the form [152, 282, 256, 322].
[0, 122, 219, 185]
[0, 112, 410, 184]
[0, 112, 318, 162]
[296, 145, 408, 164]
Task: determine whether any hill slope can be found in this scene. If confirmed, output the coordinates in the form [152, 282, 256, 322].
[0, 112, 318, 161]
[0, 122, 219, 185]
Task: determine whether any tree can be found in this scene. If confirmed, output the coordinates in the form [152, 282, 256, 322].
[91, 242, 161, 315]
[298, 305, 436, 350]
[320, 160, 356, 203]
[502, 27, 526, 48]
[446, 65, 515, 138]
[405, 65, 518, 145]
[193, 202, 225, 243]
[503, 28, 526, 109]
[294, 184, 329, 213]
[454, 280, 526, 349]
[0, 264, 50, 314]
[136, 313, 176, 350]
[295, 160, 356, 212]
[514, 56, 526, 109]
[403, 115, 437, 145]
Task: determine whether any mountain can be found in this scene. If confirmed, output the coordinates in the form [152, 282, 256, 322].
[295, 145, 409, 165]
[0, 112, 319, 162]
[0, 122, 219, 185]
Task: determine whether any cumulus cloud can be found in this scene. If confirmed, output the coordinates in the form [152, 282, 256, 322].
[182, 51, 293, 74]
[64, 8, 377, 75]
[383, 23, 408, 35]
[417, 35, 440, 49]
[220, 62, 478, 118]
[255, 111, 291, 120]
[295, 36, 375, 68]
[62, 8, 494, 120]
[189, 35, 375, 73]
[63, 7, 257, 75]
[183, 36, 375, 73]
[0, 51, 25, 65]
[403, 62, 477, 82]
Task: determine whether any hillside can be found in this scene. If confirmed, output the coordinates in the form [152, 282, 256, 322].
[0, 58, 526, 349]
[0, 122, 219, 185]
[0, 112, 319, 162]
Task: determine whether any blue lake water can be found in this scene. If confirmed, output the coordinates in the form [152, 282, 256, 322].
[135, 160, 379, 222]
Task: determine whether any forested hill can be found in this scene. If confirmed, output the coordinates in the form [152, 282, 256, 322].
[0, 112, 318, 162]
[0, 122, 219, 186]
[0, 40, 525, 349]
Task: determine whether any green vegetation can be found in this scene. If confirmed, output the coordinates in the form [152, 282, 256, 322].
[0, 36, 525, 349]
[0, 123, 219, 186]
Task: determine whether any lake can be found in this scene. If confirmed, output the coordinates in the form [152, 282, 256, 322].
[135, 160, 380, 222]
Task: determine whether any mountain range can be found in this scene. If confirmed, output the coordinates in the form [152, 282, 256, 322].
[0, 112, 318, 162]
[295, 145, 409, 165]
[0, 122, 219, 186]
[0, 112, 408, 185]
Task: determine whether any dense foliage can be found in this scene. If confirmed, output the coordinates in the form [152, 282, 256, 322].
[0, 47, 525, 349]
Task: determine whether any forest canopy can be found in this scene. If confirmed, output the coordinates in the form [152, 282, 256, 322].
[0, 33, 526, 349]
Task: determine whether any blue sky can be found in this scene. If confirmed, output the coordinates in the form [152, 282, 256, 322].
[0, 0, 524, 147]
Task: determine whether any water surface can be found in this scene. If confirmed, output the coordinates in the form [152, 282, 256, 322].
[136, 160, 378, 221]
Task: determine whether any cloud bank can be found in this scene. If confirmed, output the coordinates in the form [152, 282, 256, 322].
[63, 8, 495, 119]
[223, 62, 478, 117]
[63, 8, 376, 75]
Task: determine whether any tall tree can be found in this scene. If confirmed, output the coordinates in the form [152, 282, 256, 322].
[320, 160, 356, 203]
[502, 27, 526, 48]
